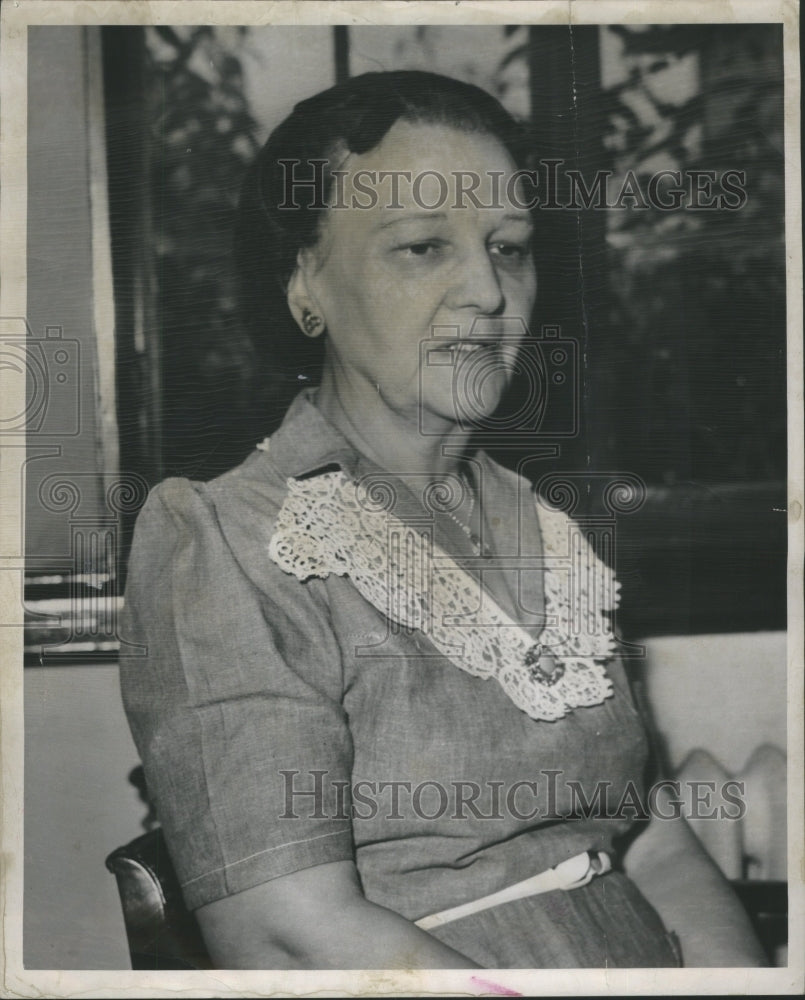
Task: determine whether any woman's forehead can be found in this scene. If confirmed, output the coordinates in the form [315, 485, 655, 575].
[357, 118, 514, 166]
[327, 120, 532, 219]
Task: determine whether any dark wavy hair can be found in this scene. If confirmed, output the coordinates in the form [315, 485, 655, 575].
[234, 70, 533, 392]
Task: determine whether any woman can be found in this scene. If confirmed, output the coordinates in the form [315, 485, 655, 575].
[119, 70, 765, 969]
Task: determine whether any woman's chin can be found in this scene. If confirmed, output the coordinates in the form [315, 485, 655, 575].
[419, 385, 507, 432]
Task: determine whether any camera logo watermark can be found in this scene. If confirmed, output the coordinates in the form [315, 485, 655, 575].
[0, 318, 80, 436]
[419, 319, 579, 438]
[2, 316, 148, 657]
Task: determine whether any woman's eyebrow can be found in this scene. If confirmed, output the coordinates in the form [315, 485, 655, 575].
[496, 213, 534, 229]
[378, 212, 448, 229]
[378, 212, 534, 231]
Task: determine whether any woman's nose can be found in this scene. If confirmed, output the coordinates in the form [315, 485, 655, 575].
[448, 246, 505, 315]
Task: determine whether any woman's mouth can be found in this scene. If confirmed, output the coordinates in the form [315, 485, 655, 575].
[431, 340, 497, 360]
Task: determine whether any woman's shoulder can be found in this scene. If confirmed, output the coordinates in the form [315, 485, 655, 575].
[128, 447, 301, 601]
[141, 447, 288, 530]
[141, 474, 208, 523]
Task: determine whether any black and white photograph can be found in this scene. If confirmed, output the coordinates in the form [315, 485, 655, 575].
[1, 1, 802, 995]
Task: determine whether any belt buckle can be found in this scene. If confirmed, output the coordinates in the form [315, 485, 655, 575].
[552, 849, 612, 890]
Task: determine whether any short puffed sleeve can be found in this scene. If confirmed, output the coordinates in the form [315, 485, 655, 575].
[118, 478, 354, 910]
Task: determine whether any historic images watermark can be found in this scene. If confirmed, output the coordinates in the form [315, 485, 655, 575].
[278, 160, 748, 212]
[278, 769, 747, 823]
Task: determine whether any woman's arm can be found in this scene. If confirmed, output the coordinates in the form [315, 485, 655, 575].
[622, 785, 767, 967]
[195, 860, 480, 969]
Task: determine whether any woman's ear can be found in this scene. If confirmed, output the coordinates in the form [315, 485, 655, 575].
[287, 251, 327, 338]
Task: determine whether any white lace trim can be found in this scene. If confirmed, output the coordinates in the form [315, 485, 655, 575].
[266, 462, 618, 721]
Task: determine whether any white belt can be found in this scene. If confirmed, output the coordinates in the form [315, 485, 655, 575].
[414, 850, 612, 932]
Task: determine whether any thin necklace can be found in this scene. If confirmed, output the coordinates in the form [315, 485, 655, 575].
[442, 470, 487, 556]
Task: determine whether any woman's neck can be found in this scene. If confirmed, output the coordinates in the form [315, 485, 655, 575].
[315, 368, 475, 481]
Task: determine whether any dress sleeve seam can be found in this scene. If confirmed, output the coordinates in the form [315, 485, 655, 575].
[179, 829, 350, 888]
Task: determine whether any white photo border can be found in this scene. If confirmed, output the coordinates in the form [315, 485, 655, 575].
[1, 1, 801, 996]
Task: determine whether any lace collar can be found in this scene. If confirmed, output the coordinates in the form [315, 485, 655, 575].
[266, 462, 618, 722]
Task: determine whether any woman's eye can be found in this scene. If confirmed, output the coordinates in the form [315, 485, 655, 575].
[401, 241, 442, 257]
[490, 242, 530, 259]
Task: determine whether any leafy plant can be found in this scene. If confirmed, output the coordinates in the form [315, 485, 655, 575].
[145, 26, 263, 479]
[496, 24, 786, 485]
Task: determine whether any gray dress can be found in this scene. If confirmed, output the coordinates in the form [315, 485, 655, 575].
[119, 389, 681, 967]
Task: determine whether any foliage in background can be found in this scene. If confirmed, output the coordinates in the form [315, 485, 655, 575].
[498, 24, 786, 485]
[145, 26, 262, 479]
[600, 25, 786, 485]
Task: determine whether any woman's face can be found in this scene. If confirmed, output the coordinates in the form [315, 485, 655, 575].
[294, 119, 537, 429]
